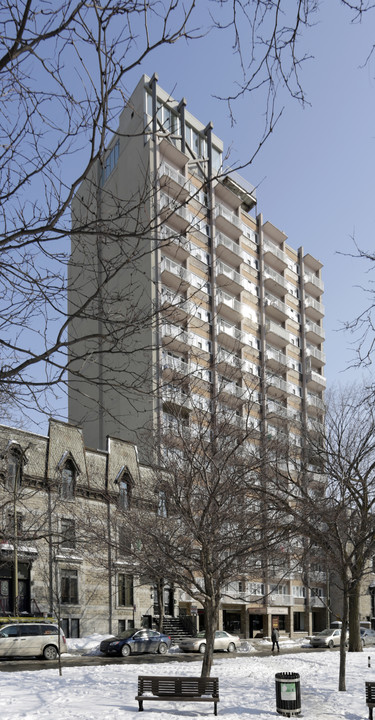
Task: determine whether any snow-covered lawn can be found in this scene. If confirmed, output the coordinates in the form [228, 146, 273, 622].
[0, 638, 373, 719]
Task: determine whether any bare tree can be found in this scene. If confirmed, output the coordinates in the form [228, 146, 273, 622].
[265, 385, 375, 690]
[127, 384, 294, 677]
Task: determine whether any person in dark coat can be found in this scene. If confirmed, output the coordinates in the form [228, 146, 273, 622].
[271, 627, 280, 652]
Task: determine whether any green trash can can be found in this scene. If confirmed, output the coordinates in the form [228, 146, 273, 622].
[275, 672, 301, 717]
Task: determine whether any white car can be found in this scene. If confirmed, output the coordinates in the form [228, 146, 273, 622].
[0, 622, 67, 660]
[310, 628, 348, 648]
[179, 630, 240, 654]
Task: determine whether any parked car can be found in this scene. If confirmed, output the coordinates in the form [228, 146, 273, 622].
[99, 628, 172, 657]
[361, 628, 375, 646]
[0, 622, 67, 660]
[179, 630, 240, 654]
[310, 628, 348, 648]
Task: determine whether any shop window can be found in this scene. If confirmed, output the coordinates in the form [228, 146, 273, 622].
[293, 612, 305, 632]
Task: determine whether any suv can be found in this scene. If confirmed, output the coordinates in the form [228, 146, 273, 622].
[0, 622, 67, 660]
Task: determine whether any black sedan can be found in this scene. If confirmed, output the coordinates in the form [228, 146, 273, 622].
[99, 628, 172, 657]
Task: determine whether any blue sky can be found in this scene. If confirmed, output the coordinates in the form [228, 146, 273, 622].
[8, 2, 375, 433]
[121, 1, 375, 389]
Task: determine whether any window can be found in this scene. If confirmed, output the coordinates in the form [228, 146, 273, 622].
[292, 586, 306, 598]
[118, 574, 134, 607]
[61, 461, 75, 499]
[119, 480, 130, 510]
[157, 490, 167, 517]
[100, 140, 119, 186]
[60, 569, 78, 604]
[61, 618, 80, 638]
[60, 519, 76, 549]
[8, 448, 23, 489]
[293, 612, 305, 632]
[118, 526, 131, 556]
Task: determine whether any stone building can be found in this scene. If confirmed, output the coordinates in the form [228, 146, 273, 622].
[0, 419, 155, 638]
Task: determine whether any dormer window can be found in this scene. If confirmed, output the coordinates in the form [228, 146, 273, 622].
[61, 460, 75, 499]
[8, 448, 23, 490]
[115, 466, 133, 511]
[157, 490, 167, 518]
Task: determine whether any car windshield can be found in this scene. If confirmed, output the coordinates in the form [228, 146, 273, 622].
[117, 629, 141, 640]
[196, 631, 206, 638]
[317, 629, 334, 636]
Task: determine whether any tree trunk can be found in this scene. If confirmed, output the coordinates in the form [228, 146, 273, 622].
[201, 599, 219, 678]
[156, 579, 164, 633]
[338, 585, 348, 691]
[348, 582, 362, 652]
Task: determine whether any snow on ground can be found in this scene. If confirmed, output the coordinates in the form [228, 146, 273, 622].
[0, 639, 374, 719]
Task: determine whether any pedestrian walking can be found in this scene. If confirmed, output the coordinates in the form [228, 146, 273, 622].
[271, 627, 280, 652]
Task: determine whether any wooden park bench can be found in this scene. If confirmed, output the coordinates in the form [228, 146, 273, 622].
[136, 675, 220, 715]
[366, 681, 375, 720]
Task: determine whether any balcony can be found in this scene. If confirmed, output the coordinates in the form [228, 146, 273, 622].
[161, 353, 189, 377]
[162, 386, 192, 411]
[305, 320, 325, 344]
[159, 225, 191, 261]
[304, 295, 325, 321]
[310, 595, 327, 608]
[161, 323, 191, 352]
[306, 369, 327, 392]
[306, 393, 325, 415]
[214, 232, 244, 267]
[216, 261, 245, 294]
[305, 344, 326, 368]
[265, 319, 290, 348]
[265, 345, 295, 371]
[216, 290, 243, 323]
[159, 192, 193, 231]
[214, 203, 242, 238]
[217, 319, 250, 351]
[269, 594, 292, 607]
[159, 161, 193, 201]
[264, 266, 289, 296]
[264, 293, 289, 322]
[160, 288, 194, 323]
[304, 271, 324, 297]
[160, 256, 191, 291]
[217, 346, 243, 376]
[266, 400, 300, 423]
[267, 374, 293, 398]
[263, 240, 288, 272]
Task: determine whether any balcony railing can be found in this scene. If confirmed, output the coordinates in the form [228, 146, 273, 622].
[160, 256, 191, 285]
[214, 232, 244, 262]
[214, 203, 242, 230]
[216, 290, 244, 318]
[305, 320, 325, 341]
[304, 271, 324, 292]
[264, 266, 289, 292]
[265, 319, 290, 344]
[269, 594, 293, 607]
[305, 345, 326, 366]
[265, 345, 294, 370]
[306, 369, 327, 390]
[216, 261, 245, 290]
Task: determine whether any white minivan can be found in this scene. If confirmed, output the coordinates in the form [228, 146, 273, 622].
[0, 622, 67, 660]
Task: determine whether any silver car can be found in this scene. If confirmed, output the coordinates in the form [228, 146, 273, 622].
[361, 628, 375, 646]
[310, 628, 347, 648]
[179, 630, 240, 654]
